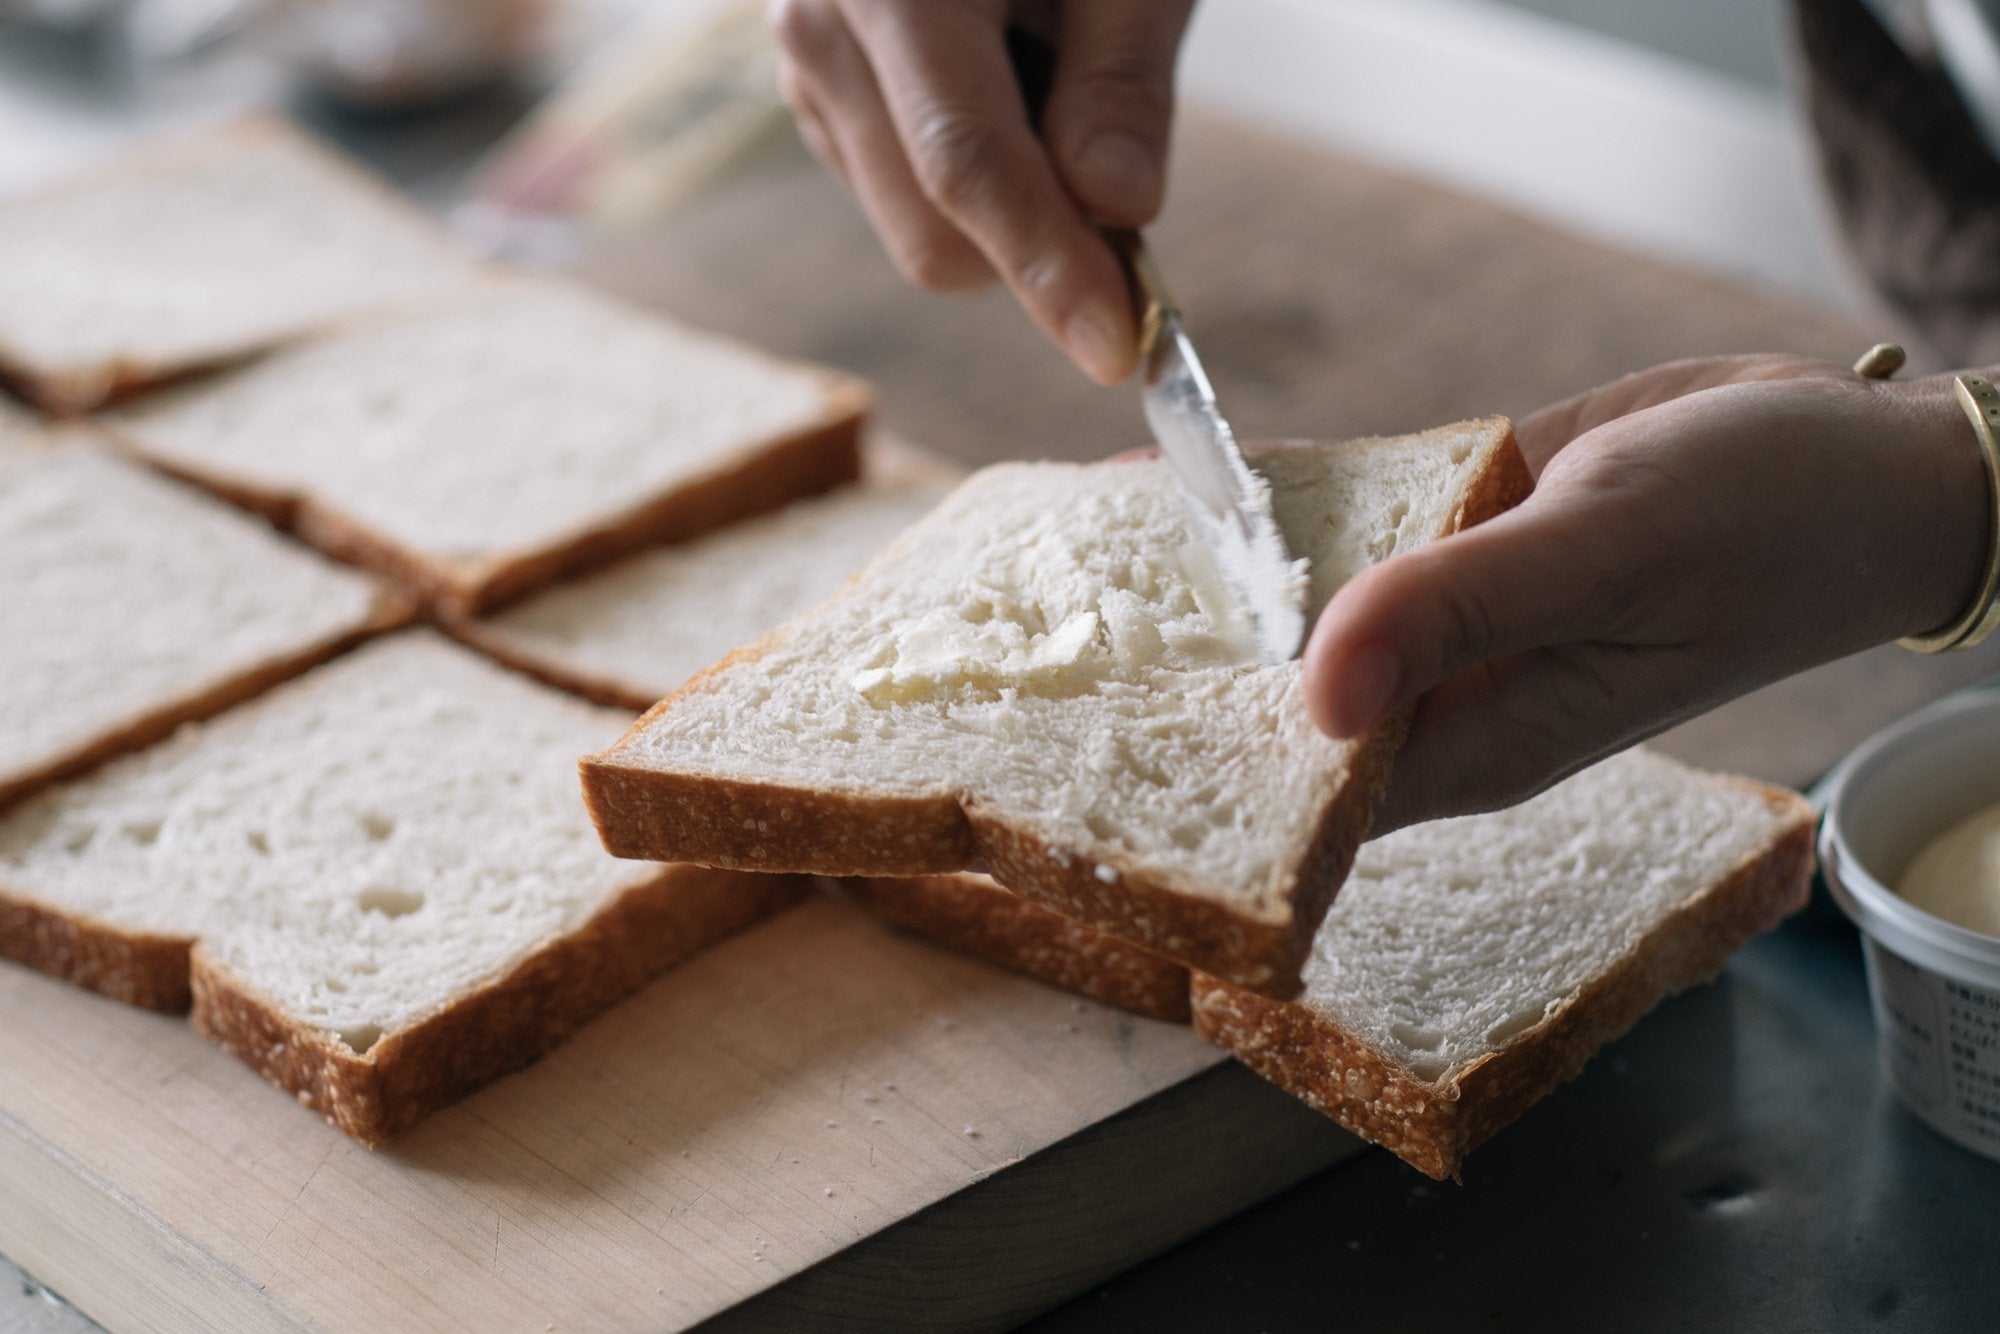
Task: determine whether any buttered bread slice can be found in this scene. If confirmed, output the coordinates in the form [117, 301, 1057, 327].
[584, 422, 1532, 996]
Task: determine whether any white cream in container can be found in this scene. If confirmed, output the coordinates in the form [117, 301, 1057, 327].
[1822, 688, 2000, 1162]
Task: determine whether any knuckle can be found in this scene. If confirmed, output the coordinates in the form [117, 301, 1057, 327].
[897, 233, 986, 291]
[1427, 569, 1502, 674]
[767, 0, 841, 63]
[776, 60, 811, 112]
[908, 111, 1006, 214]
[1066, 52, 1173, 120]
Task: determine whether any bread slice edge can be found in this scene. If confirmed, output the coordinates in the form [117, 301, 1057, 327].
[833, 873, 1193, 1022]
[111, 378, 869, 616]
[189, 864, 805, 1144]
[1189, 777, 1816, 1180]
[0, 589, 412, 813]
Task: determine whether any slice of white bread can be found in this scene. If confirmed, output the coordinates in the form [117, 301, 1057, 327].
[583, 422, 1534, 996]
[107, 276, 870, 614]
[0, 116, 476, 413]
[0, 633, 797, 1142]
[1192, 749, 1815, 1180]
[0, 439, 406, 809]
[836, 873, 1192, 1021]
[460, 481, 949, 709]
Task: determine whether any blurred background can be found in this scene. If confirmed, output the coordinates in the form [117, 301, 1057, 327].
[0, 0, 1959, 308]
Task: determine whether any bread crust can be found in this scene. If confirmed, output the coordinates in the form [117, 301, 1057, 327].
[1189, 783, 1816, 1181]
[0, 115, 469, 415]
[836, 873, 1192, 1022]
[580, 422, 1535, 998]
[0, 890, 193, 1011]
[0, 590, 412, 812]
[115, 381, 869, 617]
[442, 623, 666, 712]
[189, 866, 804, 1144]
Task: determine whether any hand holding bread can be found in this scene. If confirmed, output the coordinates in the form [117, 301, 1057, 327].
[1307, 355, 1989, 833]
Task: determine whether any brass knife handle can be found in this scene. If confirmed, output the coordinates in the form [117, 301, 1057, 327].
[1107, 227, 1172, 365]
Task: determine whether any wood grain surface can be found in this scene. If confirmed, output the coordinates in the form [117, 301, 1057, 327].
[0, 899, 1271, 1333]
[7, 108, 1990, 1334]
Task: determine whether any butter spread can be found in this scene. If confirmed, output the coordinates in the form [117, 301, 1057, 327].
[850, 510, 1262, 703]
[1898, 803, 2000, 938]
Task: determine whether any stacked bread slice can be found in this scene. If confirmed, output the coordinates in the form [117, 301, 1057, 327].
[579, 435, 1818, 1178]
[107, 275, 869, 614]
[839, 752, 1811, 1178]
[583, 425, 1535, 996]
[0, 117, 479, 413]
[459, 476, 948, 707]
[0, 120, 876, 1140]
[0, 634, 796, 1142]
[0, 436, 404, 807]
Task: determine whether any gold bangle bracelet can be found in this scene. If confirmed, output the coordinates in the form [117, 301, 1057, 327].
[1900, 373, 2000, 654]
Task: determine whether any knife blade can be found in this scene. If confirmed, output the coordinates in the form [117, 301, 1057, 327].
[1004, 28, 1307, 663]
[1117, 233, 1309, 664]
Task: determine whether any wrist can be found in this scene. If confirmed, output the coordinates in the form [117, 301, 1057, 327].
[1885, 376, 1993, 640]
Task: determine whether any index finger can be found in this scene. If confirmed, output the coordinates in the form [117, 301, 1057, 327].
[837, 0, 1138, 383]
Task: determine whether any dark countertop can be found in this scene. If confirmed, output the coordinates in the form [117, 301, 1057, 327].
[1030, 890, 2000, 1332]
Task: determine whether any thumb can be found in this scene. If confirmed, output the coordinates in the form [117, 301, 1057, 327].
[1043, 0, 1197, 225]
[1302, 501, 1615, 740]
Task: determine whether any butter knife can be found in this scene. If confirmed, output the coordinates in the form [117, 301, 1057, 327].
[1114, 233, 1308, 663]
[1008, 29, 1307, 663]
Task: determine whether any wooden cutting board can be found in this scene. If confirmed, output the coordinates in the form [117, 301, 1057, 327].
[10, 108, 2000, 1334]
[0, 898, 1358, 1333]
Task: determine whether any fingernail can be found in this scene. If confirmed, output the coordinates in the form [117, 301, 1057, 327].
[1335, 642, 1401, 736]
[1064, 305, 1133, 383]
[1077, 131, 1160, 209]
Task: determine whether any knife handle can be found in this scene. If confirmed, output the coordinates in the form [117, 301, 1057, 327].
[1106, 228, 1172, 364]
[1004, 26, 1173, 364]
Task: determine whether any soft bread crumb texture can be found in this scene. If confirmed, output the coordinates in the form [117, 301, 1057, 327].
[109, 276, 860, 575]
[0, 443, 386, 800]
[473, 482, 946, 707]
[1192, 749, 1814, 1178]
[0, 117, 472, 394]
[0, 634, 684, 1050]
[1306, 750, 1796, 1080]
[598, 426, 1506, 914]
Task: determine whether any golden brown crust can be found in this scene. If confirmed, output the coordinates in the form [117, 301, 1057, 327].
[190, 866, 804, 1144]
[581, 422, 1534, 998]
[1190, 787, 1816, 1181]
[838, 873, 1192, 1022]
[0, 889, 193, 1011]
[118, 384, 868, 617]
[439, 621, 665, 712]
[0, 590, 412, 813]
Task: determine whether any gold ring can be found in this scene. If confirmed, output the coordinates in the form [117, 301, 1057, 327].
[1855, 343, 1906, 380]
[1901, 373, 2000, 653]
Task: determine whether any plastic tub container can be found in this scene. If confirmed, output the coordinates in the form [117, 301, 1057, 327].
[1821, 688, 2000, 1161]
